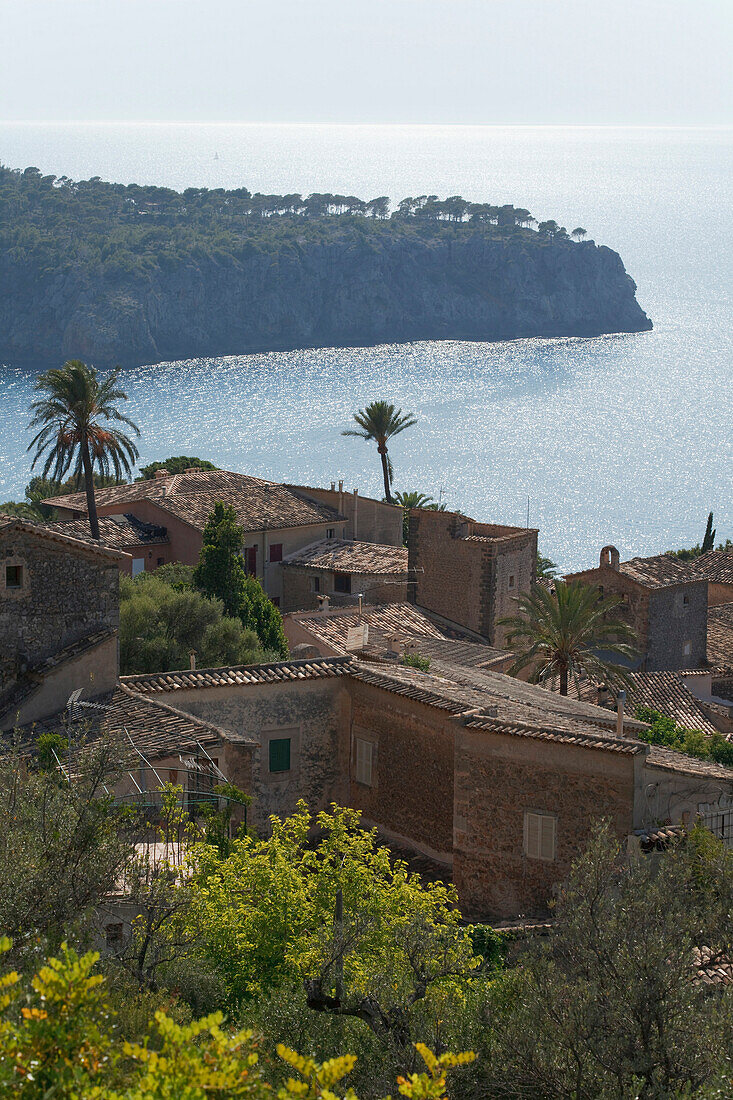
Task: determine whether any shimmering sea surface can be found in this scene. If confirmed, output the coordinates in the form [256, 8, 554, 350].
[0, 123, 731, 570]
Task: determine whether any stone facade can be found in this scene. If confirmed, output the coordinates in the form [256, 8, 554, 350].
[407, 509, 537, 645]
[0, 526, 122, 688]
[281, 565, 407, 613]
[285, 484, 403, 546]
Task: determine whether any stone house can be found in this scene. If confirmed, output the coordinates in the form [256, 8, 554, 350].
[687, 550, 733, 608]
[119, 651, 733, 921]
[280, 539, 408, 612]
[708, 603, 733, 668]
[407, 508, 538, 647]
[0, 514, 125, 728]
[49, 514, 170, 577]
[567, 545, 708, 671]
[46, 469, 399, 606]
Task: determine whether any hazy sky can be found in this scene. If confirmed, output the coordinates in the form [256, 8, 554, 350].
[2, 0, 732, 125]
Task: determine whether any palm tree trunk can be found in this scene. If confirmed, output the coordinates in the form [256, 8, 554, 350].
[378, 446, 391, 503]
[559, 663, 568, 696]
[81, 441, 100, 540]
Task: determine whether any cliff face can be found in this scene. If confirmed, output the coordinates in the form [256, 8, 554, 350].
[1, 230, 651, 368]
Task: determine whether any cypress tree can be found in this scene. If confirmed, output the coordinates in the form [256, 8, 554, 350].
[193, 503, 248, 618]
[702, 512, 716, 555]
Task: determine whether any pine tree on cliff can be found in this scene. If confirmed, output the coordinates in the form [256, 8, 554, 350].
[342, 401, 417, 503]
[27, 359, 139, 540]
[498, 580, 638, 696]
[702, 512, 716, 555]
[194, 503, 288, 659]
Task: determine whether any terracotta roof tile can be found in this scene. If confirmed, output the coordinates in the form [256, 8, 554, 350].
[0, 513, 129, 561]
[50, 514, 169, 550]
[282, 538, 407, 575]
[628, 671, 723, 736]
[645, 744, 733, 781]
[619, 554, 694, 588]
[122, 656, 354, 694]
[44, 470, 343, 533]
[463, 715, 643, 754]
[289, 603, 447, 653]
[688, 551, 733, 586]
[708, 604, 733, 667]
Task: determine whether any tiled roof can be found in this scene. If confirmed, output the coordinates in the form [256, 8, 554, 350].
[401, 636, 510, 670]
[0, 512, 128, 562]
[44, 470, 343, 533]
[50, 514, 169, 550]
[290, 603, 447, 653]
[282, 538, 408, 575]
[628, 671, 723, 736]
[688, 550, 733, 586]
[645, 744, 733, 781]
[619, 555, 694, 588]
[463, 715, 643, 754]
[0, 630, 117, 727]
[708, 603, 733, 667]
[122, 656, 354, 695]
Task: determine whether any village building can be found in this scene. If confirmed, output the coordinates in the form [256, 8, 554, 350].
[49, 514, 170, 576]
[407, 507, 538, 647]
[280, 538, 408, 612]
[567, 545, 708, 671]
[687, 550, 733, 608]
[708, 603, 733, 668]
[45, 468, 401, 603]
[0, 513, 125, 728]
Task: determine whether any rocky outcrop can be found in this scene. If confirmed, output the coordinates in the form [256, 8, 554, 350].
[1, 229, 651, 368]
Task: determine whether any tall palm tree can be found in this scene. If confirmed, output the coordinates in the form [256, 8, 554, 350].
[342, 401, 417, 503]
[28, 359, 140, 540]
[392, 490, 435, 509]
[498, 580, 638, 696]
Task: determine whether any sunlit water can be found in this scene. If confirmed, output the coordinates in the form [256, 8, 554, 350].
[1, 124, 731, 570]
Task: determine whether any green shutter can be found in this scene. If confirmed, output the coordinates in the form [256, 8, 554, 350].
[269, 738, 291, 773]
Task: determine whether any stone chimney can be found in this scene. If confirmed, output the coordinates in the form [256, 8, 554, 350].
[153, 469, 170, 480]
[185, 467, 204, 474]
[600, 545, 620, 570]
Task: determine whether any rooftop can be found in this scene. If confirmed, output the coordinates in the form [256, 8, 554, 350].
[568, 552, 697, 590]
[645, 744, 733, 781]
[50, 513, 169, 550]
[0, 512, 129, 562]
[708, 603, 733, 667]
[122, 655, 354, 695]
[282, 538, 408, 575]
[44, 469, 343, 534]
[628, 671, 724, 736]
[288, 602, 447, 652]
[689, 550, 733, 586]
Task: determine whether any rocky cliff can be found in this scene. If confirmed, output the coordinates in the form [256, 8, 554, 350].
[0, 169, 651, 367]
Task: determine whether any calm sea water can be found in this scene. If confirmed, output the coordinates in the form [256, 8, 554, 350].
[0, 124, 731, 571]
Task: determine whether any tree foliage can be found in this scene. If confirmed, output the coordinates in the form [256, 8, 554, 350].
[498, 579, 639, 695]
[634, 705, 733, 767]
[119, 571, 269, 673]
[138, 455, 217, 479]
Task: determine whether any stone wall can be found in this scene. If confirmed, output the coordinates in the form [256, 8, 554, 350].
[346, 679, 455, 862]
[148, 679, 351, 833]
[286, 486, 403, 547]
[646, 582, 708, 670]
[708, 582, 733, 609]
[408, 510, 537, 644]
[0, 529, 120, 685]
[281, 566, 407, 613]
[452, 726, 636, 919]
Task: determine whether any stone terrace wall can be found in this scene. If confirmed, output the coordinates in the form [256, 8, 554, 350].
[0, 529, 120, 681]
[453, 726, 635, 920]
[346, 678, 455, 862]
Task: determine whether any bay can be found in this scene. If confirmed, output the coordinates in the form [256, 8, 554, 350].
[0, 123, 731, 571]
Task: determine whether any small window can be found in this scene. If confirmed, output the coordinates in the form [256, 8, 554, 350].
[313, 577, 321, 593]
[157, 556, 165, 566]
[598, 585, 604, 600]
[271, 596, 281, 607]
[508, 575, 515, 589]
[683, 641, 692, 656]
[270, 543, 283, 563]
[326, 528, 335, 539]
[683, 594, 690, 606]
[105, 923, 124, 950]
[334, 572, 351, 594]
[355, 737, 373, 786]
[5, 565, 23, 589]
[269, 737, 291, 773]
[524, 811, 556, 861]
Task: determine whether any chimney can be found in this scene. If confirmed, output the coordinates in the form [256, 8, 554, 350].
[353, 488, 359, 538]
[596, 683, 612, 708]
[338, 480, 344, 518]
[154, 469, 170, 480]
[317, 594, 330, 611]
[600, 545, 620, 570]
[190, 651, 197, 670]
[616, 690, 626, 737]
[185, 467, 203, 474]
[330, 482, 335, 491]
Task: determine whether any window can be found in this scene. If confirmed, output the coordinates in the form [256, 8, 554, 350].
[105, 923, 124, 950]
[334, 572, 351, 594]
[131, 558, 145, 577]
[355, 738, 373, 786]
[245, 547, 257, 575]
[524, 811, 556, 861]
[269, 737, 291, 773]
[5, 565, 23, 589]
[508, 575, 515, 589]
[157, 557, 165, 566]
[313, 577, 321, 593]
[271, 596, 281, 607]
[683, 641, 692, 656]
[270, 543, 283, 563]
[701, 808, 733, 848]
[598, 585, 604, 600]
[326, 528, 335, 539]
[683, 593, 690, 606]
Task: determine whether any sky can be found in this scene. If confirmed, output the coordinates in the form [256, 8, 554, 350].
[2, 0, 732, 125]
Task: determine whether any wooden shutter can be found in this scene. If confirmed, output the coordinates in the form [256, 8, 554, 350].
[355, 738, 373, 786]
[269, 738, 291, 773]
[524, 811, 556, 861]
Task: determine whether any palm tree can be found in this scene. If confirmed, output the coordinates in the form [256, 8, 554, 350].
[342, 401, 417, 503]
[497, 580, 638, 696]
[28, 359, 140, 540]
[392, 490, 435, 509]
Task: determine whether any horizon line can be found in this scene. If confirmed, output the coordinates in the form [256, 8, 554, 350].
[2, 120, 732, 130]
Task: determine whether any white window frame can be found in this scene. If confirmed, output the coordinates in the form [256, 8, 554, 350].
[683, 641, 692, 657]
[355, 737, 373, 787]
[132, 557, 145, 577]
[524, 810, 557, 861]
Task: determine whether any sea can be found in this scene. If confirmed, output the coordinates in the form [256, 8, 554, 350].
[0, 123, 731, 572]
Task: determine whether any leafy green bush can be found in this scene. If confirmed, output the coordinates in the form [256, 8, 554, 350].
[400, 653, 430, 672]
[634, 705, 733, 767]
